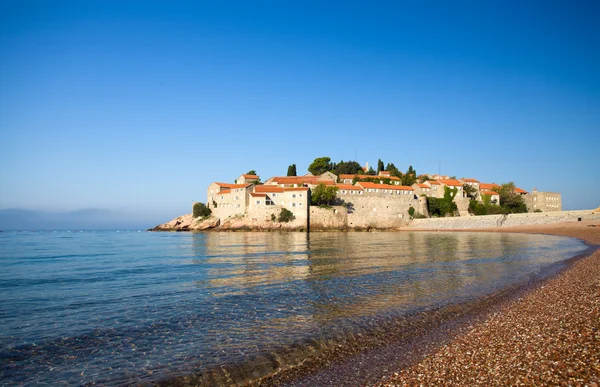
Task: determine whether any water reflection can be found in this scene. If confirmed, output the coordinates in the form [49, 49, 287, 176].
[0, 231, 587, 386]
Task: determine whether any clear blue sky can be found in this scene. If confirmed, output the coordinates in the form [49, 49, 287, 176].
[1, 0, 599, 225]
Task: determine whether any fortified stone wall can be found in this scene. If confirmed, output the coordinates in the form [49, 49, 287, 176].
[246, 205, 308, 228]
[310, 206, 348, 230]
[339, 192, 419, 228]
[408, 209, 600, 229]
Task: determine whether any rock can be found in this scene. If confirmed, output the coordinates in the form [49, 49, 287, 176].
[150, 214, 219, 232]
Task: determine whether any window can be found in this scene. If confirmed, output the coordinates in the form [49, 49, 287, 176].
[299, 194, 303, 197]
[256, 200, 260, 205]
[292, 194, 296, 198]
[272, 193, 277, 197]
[235, 196, 239, 200]
[292, 203, 296, 207]
[266, 198, 273, 205]
[236, 204, 240, 208]
[299, 203, 303, 206]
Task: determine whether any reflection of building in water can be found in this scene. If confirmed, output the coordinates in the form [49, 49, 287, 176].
[192, 232, 553, 323]
[197, 233, 310, 292]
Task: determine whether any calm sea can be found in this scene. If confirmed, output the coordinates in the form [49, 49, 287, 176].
[0, 231, 587, 385]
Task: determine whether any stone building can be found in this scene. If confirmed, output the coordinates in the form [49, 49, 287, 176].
[526, 189, 562, 212]
[236, 174, 260, 184]
[207, 182, 254, 220]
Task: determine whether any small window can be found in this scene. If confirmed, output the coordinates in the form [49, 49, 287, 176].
[292, 194, 296, 198]
[299, 203, 303, 206]
[292, 203, 296, 207]
[256, 200, 260, 205]
[266, 198, 273, 205]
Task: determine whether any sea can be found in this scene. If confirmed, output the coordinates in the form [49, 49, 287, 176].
[0, 230, 588, 385]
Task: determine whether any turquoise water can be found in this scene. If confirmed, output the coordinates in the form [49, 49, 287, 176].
[0, 231, 587, 385]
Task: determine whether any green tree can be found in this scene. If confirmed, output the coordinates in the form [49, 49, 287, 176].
[377, 159, 384, 173]
[277, 208, 296, 222]
[311, 183, 339, 206]
[402, 165, 417, 186]
[494, 182, 527, 213]
[408, 206, 416, 218]
[367, 166, 376, 175]
[308, 157, 333, 175]
[332, 160, 363, 176]
[463, 184, 478, 199]
[287, 164, 297, 176]
[426, 186, 458, 217]
[193, 202, 212, 219]
[246, 170, 257, 176]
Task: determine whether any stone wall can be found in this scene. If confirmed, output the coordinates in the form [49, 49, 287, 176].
[247, 205, 308, 228]
[339, 192, 419, 229]
[408, 209, 600, 229]
[310, 206, 348, 230]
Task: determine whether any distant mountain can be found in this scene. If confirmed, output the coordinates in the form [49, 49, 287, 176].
[0, 208, 152, 230]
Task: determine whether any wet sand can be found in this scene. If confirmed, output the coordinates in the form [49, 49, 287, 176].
[375, 220, 600, 386]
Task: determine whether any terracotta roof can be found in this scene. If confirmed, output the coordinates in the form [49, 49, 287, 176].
[250, 193, 267, 197]
[336, 184, 364, 191]
[438, 179, 463, 187]
[379, 171, 391, 175]
[309, 180, 336, 186]
[428, 181, 441, 185]
[214, 182, 251, 189]
[242, 174, 259, 179]
[479, 183, 500, 190]
[461, 178, 480, 183]
[254, 186, 285, 193]
[220, 189, 231, 194]
[283, 187, 310, 192]
[481, 190, 499, 196]
[358, 182, 414, 191]
[416, 184, 430, 188]
[515, 187, 529, 194]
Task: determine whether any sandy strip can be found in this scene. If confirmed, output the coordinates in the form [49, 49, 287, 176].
[375, 220, 600, 386]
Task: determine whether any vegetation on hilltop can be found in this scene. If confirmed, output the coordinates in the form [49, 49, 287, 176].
[287, 164, 297, 176]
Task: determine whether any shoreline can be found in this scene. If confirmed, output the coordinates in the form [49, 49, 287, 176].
[372, 220, 600, 386]
[248, 221, 599, 386]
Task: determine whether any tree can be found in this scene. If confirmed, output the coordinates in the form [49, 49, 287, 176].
[463, 184, 478, 200]
[287, 164, 297, 176]
[277, 208, 295, 222]
[193, 202, 212, 219]
[377, 159, 384, 173]
[367, 166, 376, 175]
[402, 165, 417, 186]
[494, 182, 527, 213]
[308, 157, 333, 175]
[311, 183, 339, 206]
[332, 160, 363, 176]
[246, 170, 257, 176]
[426, 186, 458, 217]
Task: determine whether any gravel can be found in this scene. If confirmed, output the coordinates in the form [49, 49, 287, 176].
[375, 220, 600, 386]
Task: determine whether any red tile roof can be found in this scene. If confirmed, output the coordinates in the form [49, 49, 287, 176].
[358, 182, 414, 191]
[220, 189, 231, 194]
[481, 190, 499, 196]
[515, 187, 529, 194]
[479, 183, 500, 190]
[416, 184, 430, 188]
[250, 193, 266, 197]
[339, 174, 400, 181]
[336, 184, 364, 191]
[438, 179, 463, 187]
[428, 181, 441, 185]
[242, 174, 259, 179]
[283, 187, 310, 192]
[254, 186, 285, 193]
[461, 178, 480, 183]
[214, 182, 251, 189]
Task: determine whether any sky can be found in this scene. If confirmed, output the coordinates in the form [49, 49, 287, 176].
[1, 0, 599, 227]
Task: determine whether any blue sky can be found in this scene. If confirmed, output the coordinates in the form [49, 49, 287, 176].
[1, 0, 599, 226]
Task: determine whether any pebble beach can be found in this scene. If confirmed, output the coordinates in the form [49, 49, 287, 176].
[375, 220, 600, 386]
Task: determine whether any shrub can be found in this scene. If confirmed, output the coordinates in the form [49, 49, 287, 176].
[311, 184, 339, 206]
[534, 209, 542, 213]
[408, 206, 415, 218]
[270, 213, 276, 221]
[193, 202, 212, 219]
[277, 208, 295, 223]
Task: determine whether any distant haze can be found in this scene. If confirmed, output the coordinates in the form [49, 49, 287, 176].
[0, 209, 163, 231]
